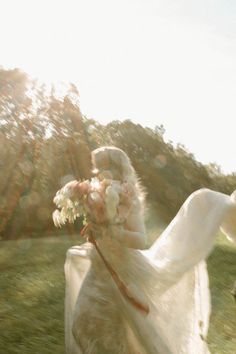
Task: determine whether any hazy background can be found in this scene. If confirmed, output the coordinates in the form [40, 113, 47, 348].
[1, 3, 236, 353]
[1, 0, 236, 173]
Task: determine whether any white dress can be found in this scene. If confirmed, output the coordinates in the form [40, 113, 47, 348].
[64, 188, 236, 354]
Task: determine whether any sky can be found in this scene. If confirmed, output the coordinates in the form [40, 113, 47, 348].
[1, 0, 236, 173]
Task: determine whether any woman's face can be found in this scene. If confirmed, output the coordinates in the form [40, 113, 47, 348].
[93, 152, 122, 181]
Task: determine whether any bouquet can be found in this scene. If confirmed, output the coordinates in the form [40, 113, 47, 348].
[52, 177, 136, 234]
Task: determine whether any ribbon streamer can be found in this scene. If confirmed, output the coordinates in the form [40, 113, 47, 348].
[80, 223, 150, 316]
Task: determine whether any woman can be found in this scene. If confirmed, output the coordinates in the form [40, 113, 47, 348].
[64, 146, 236, 354]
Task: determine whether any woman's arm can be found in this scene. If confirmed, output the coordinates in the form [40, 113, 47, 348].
[110, 210, 147, 249]
[118, 228, 146, 249]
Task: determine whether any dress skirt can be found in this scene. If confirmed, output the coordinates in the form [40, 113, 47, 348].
[65, 188, 236, 354]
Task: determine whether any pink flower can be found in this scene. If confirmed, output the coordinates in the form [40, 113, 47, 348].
[87, 191, 107, 223]
[64, 180, 91, 200]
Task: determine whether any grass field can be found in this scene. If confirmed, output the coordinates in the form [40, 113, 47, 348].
[0, 232, 235, 354]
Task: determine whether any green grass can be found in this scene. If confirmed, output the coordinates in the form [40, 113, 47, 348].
[207, 234, 236, 354]
[0, 233, 235, 354]
[0, 236, 78, 354]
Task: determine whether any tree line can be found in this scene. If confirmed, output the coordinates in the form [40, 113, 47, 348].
[1, 68, 235, 240]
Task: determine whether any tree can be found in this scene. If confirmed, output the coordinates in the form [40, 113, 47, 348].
[1, 67, 235, 239]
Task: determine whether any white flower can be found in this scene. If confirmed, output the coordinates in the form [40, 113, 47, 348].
[62, 184, 74, 199]
[53, 192, 68, 208]
[90, 177, 101, 191]
[105, 185, 120, 220]
[52, 209, 66, 228]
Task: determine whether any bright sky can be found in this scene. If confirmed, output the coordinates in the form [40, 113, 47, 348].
[1, 0, 236, 173]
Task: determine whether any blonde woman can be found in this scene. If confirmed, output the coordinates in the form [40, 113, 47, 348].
[64, 146, 236, 354]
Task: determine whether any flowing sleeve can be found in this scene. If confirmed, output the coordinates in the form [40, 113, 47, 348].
[124, 188, 235, 354]
[147, 188, 235, 276]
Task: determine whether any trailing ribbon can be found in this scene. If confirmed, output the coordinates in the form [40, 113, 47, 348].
[80, 223, 150, 316]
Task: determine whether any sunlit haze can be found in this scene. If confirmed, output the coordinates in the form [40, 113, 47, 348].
[1, 0, 236, 173]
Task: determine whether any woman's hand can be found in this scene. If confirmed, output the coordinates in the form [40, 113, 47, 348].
[108, 224, 146, 249]
[88, 223, 125, 240]
[107, 224, 124, 240]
